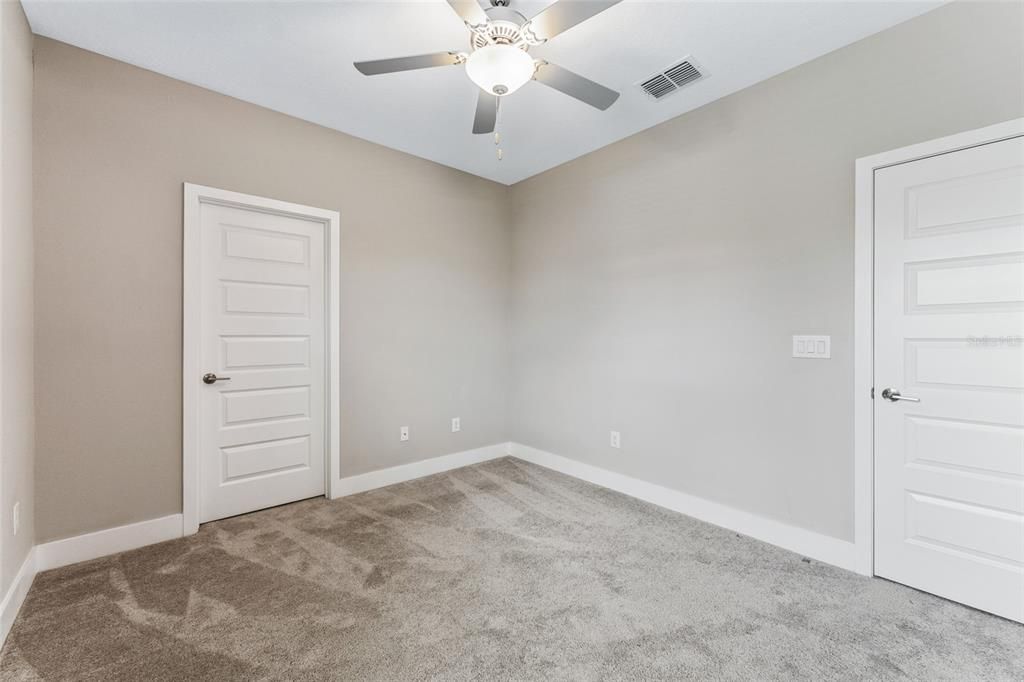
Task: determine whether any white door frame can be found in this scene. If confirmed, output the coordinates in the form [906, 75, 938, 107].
[182, 183, 341, 535]
[852, 117, 1024, 576]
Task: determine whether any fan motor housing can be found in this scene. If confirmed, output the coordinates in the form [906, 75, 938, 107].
[471, 7, 531, 51]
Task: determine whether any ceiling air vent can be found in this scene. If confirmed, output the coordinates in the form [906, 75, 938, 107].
[639, 57, 706, 101]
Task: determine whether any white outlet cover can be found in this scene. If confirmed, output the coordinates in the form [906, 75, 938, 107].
[792, 335, 831, 359]
[451, 417, 460, 433]
[400, 426, 409, 442]
[610, 431, 621, 449]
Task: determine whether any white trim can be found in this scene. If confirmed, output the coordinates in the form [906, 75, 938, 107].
[332, 443, 508, 498]
[853, 118, 1024, 577]
[182, 183, 341, 534]
[23, 444, 504, 575]
[510, 443, 858, 572]
[0, 548, 36, 647]
[35, 514, 184, 572]
[326, 199, 342, 500]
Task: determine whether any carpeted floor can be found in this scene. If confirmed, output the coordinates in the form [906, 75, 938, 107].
[1, 457, 1021, 680]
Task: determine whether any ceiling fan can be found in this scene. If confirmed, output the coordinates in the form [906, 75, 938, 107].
[354, 0, 623, 136]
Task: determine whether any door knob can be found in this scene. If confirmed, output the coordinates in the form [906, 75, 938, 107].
[202, 373, 231, 385]
[881, 388, 919, 403]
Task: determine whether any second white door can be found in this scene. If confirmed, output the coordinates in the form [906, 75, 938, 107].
[196, 190, 327, 523]
[873, 135, 1024, 622]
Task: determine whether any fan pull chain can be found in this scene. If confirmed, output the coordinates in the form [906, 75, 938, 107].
[495, 98, 503, 161]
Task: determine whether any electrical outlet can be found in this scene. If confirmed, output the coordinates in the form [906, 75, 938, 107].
[12, 502, 19, 536]
[400, 426, 409, 442]
[451, 417, 461, 433]
[610, 431, 621, 449]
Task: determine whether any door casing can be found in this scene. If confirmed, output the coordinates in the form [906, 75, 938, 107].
[183, 183, 341, 535]
[853, 118, 1024, 576]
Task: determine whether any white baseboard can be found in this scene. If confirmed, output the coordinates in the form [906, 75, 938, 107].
[0, 548, 36, 647]
[35, 514, 184, 572]
[331, 443, 508, 498]
[33, 445, 509, 574]
[510, 443, 859, 573]
[18, 440, 855, 635]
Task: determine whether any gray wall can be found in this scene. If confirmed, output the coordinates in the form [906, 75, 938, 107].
[33, 38, 511, 543]
[1, 0, 35, 593]
[508, 0, 1024, 541]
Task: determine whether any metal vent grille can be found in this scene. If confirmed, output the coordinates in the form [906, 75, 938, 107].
[639, 57, 705, 100]
[640, 74, 675, 99]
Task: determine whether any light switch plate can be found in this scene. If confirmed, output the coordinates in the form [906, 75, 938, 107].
[793, 335, 831, 359]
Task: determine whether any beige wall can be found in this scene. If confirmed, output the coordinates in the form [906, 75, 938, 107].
[29, 1, 1024, 546]
[1, 0, 35, 592]
[508, 1, 1024, 541]
[33, 38, 511, 543]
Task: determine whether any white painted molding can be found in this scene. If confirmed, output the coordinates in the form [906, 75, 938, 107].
[30, 444, 507, 576]
[510, 443, 858, 572]
[0, 548, 36, 647]
[331, 443, 508, 498]
[35, 514, 184, 572]
[852, 117, 1024, 577]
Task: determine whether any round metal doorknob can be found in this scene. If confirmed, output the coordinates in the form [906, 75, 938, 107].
[202, 373, 231, 385]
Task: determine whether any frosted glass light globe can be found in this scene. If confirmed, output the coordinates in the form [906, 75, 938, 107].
[465, 45, 535, 96]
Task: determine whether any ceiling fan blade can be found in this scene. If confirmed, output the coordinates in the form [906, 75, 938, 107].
[446, 0, 488, 27]
[525, 0, 622, 42]
[354, 52, 464, 76]
[534, 62, 619, 110]
[472, 91, 498, 134]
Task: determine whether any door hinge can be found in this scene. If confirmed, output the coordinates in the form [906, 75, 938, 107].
[870, 387, 875, 399]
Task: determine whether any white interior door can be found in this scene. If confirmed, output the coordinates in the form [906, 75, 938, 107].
[195, 195, 327, 523]
[873, 135, 1024, 622]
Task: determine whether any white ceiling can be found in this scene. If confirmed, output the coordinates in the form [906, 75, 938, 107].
[23, 0, 944, 185]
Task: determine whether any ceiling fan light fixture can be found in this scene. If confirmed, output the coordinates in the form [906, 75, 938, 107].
[353, 0, 624, 137]
[465, 45, 535, 96]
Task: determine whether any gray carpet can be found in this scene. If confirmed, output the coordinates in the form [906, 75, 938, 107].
[1, 457, 1021, 680]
